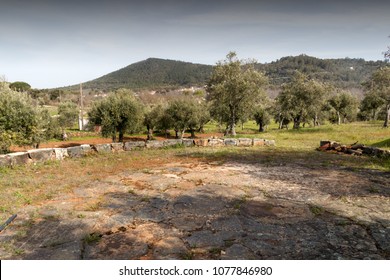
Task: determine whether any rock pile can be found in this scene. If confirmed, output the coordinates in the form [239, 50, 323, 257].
[318, 140, 390, 158]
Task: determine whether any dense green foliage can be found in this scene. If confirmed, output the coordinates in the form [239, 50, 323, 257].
[58, 101, 79, 132]
[0, 84, 57, 153]
[9, 81, 31, 92]
[207, 52, 268, 136]
[257, 55, 387, 88]
[364, 67, 390, 127]
[88, 90, 143, 142]
[275, 72, 328, 129]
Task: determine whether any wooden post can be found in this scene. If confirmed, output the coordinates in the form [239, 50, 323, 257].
[80, 83, 84, 130]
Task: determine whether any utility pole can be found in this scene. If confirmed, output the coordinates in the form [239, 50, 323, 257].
[80, 83, 84, 130]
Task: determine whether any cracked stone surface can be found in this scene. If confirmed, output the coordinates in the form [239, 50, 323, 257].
[0, 158, 389, 260]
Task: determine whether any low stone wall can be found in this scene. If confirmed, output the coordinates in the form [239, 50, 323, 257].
[318, 140, 390, 158]
[0, 138, 275, 168]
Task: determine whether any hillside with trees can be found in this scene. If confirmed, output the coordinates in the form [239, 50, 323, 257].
[60, 55, 386, 92]
[76, 58, 213, 91]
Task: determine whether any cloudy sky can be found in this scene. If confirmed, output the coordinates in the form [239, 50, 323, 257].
[1, 0, 389, 88]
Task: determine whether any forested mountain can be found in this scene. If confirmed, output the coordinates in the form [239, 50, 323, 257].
[77, 58, 212, 91]
[62, 55, 386, 91]
[257, 55, 387, 88]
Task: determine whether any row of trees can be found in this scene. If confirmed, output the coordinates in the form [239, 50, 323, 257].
[1, 52, 388, 153]
[87, 52, 389, 142]
[0, 79, 80, 153]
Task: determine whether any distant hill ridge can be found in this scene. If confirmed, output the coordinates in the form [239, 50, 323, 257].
[62, 55, 387, 91]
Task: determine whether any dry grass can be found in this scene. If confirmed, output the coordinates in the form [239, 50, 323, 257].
[0, 121, 389, 224]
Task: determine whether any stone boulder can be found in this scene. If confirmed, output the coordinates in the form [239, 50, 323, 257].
[28, 148, 54, 162]
[146, 140, 164, 149]
[8, 152, 31, 166]
[237, 138, 252, 147]
[92, 144, 112, 153]
[208, 138, 224, 147]
[224, 138, 237, 146]
[67, 145, 93, 158]
[111, 143, 124, 152]
[253, 138, 265, 146]
[123, 141, 145, 151]
[194, 139, 208, 147]
[0, 155, 11, 167]
[182, 139, 194, 147]
[163, 139, 183, 147]
[53, 148, 69, 160]
[265, 140, 276, 146]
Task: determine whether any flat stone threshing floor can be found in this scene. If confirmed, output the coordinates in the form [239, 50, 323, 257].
[1, 155, 389, 259]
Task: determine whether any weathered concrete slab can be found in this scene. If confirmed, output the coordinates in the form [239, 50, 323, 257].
[123, 141, 145, 151]
[28, 148, 54, 162]
[146, 140, 164, 149]
[237, 138, 252, 147]
[224, 138, 237, 146]
[163, 139, 183, 147]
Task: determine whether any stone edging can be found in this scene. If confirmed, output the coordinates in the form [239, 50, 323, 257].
[318, 140, 390, 158]
[0, 138, 275, 168]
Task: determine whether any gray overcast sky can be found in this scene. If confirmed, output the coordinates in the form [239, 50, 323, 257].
[1, 0, 389, 88]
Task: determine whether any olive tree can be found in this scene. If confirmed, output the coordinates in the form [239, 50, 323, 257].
[327, 91, 358, 125]
[276, 71, 327, 129]
[0, 84, 56, 152]
[367, 67, 390, 127]
[207, 52, 268, 136]
[58, 101, 79, 133]
[88, 91, 143, 142]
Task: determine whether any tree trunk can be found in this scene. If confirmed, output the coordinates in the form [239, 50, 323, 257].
[384, 104, 390, 128]
[279, 117, 284, 129]
[259, 122, 265, 132]
[337, 111, 341, 125]
[175, 129, 179, 139]
[313, 113, 318, 127]
[225, 104, 237, 136]
[119, 130, 124, 142]
[146, 126, 153, 140]
[190, 128, 195, 138]
[293, 116, 301, 129]
[181, 129, 186, 139]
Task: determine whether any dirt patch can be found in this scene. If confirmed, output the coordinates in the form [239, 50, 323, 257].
[0, 149, 389, 260]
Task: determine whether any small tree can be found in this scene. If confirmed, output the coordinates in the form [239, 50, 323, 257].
[143, 104, 165, 140]
[9, 81, 31, 92]
[207, 52, 268, 136]
[359, 92, 385, 121]
[88, 91, 143, 142]
[276, 71, 327, 129]
[327, 91, 358, 125]
[58, 101, 79, 134]
[253, 100, 272, 132]
[164, 98, 202, 139]
[367, 67, 390, 127]
[0, 84, 55, 152]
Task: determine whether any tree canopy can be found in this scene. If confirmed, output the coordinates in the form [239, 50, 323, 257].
[88, 90, 143, 142]
[207, 52, 268, 135]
